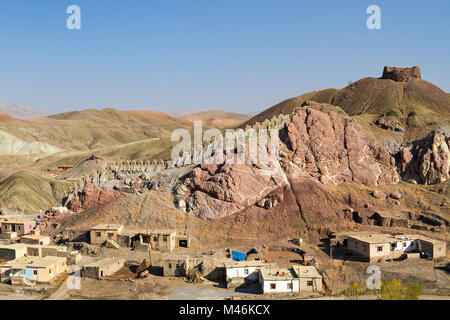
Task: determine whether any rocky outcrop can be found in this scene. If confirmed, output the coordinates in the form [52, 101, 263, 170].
[399, 128, 450, 184]
[182, 150, 288, 220]
[285, 107, 399, 186]
[67, 184, 121, 211]
[374, 118, 405, 132]
[178, 105, 399, 220]
[382, 66, 421, 82]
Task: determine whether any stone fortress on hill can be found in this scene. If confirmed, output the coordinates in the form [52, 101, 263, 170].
[382, 66, 421, 82]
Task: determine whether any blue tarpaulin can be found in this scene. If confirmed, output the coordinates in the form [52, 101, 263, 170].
[231, 251, 246, 261]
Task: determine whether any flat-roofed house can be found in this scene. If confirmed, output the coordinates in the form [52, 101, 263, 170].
[0, 256, 67, 283]
[26, 245, 81, 265]
[82, 258, 126, 279]
[163, 254, 193, 277]
[292, 266, 323, 292]
[259, 267, 299, 294]
[136, 230, 177, 252]
[347, 234, 396, 261]
[416, 235, 447, 258]
[20, 235, 51, 246]
[90, 224, 124, 245]
[345, 233, 435, 261]
[224, 260, 278, 288]
[1, 220, 36, 236]
[0, 244, 28, 261]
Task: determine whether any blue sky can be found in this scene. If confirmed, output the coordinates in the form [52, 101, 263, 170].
[0, 0, 448, 115]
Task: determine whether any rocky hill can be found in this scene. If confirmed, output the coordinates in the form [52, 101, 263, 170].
[1, 67, 449, 247]
[241, 67, 449, 142]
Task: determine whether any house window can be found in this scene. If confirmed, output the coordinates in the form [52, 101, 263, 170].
[163, 236, 168, 242]
[168, 263, 172, 268]
[244, 269, 249, 275]
[33, 270, 37, 276]
[307, 281, 313, 286]
[270, 283, 276, 289]
[96, 232, 101, 237]
[287, 283, 293, 289]
[153, 236, 158, 242]
[403, 242, 407, 247]
[107, 232, 114, 239]
[377, 246, 383, 252]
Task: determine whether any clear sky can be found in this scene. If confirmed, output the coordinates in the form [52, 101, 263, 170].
[0, 0, 448, 115]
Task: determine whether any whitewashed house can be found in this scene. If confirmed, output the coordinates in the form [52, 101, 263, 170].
[259, 268, 299, 294]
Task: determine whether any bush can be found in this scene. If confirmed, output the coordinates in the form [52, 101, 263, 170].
[381, 279, 405, 300]
[344, 282, 366, 300]
[404, 280, 423, 300]
[380, 279, 423, 300]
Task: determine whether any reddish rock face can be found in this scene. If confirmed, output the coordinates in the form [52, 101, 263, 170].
[286, 107, 399, 186]
[182, 106, 399, 220]
[400, 129, 450, 184]
[186, 159, 288, 220]
[67, 197, 81, 212]
[79, 184, 121, 210]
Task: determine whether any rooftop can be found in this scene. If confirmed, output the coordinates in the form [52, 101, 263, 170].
[224, 260, 272, 268]
[347, 233, 399, 244]
[91, 224, 124, 231]
[0, 243, 28, 250]
[260, 268, 297, 281]
[0, 220, 35, 225]
[83, 257, 126, 268]
[292, 266, 322, 279]
[2, 256, 66, 269]
[20, 235, 50, 240]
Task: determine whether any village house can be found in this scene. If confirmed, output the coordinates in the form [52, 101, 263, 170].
[0, 256, 67, 283]
[26, 245, 81, 265]
[0, 220, 36, 236]
[20, 234, 51, 246]
[345, 233, 446, 261]
[135, 230, 177, 252]
[82, 257, 126, 279]
[163, 254, 195, 277]
[0, 244, 28, 261]
[292, 266, 323, 292]
[259, 267, 299, 294]
[415, 235, 447, 258]
[90, 224, 124, 245]
[223, 260, 278, 288]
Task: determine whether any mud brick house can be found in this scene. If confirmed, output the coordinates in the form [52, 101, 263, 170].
[90, 224, 124, 245]
[0, 220, 36, 236]
[0, 256, 67, 283]
[0, 244, 28, 261]
[163, 254, 195, 277]
[82, 257, 126, 279]
[26, 245, 81, 265]
[415, 235, 447, 258]
[20, 234, 51, 246]
[292, 266, 323, 292]
[135, 230, 177, 252]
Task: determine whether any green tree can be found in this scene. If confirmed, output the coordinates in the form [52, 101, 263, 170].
[381, 279, 405, 300]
